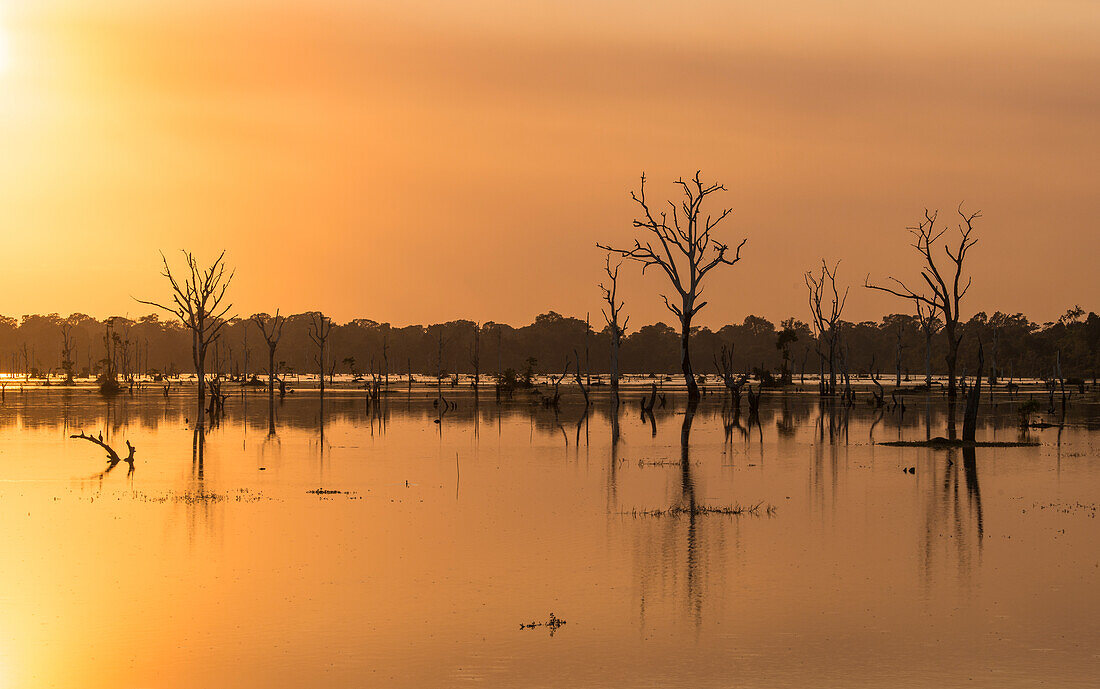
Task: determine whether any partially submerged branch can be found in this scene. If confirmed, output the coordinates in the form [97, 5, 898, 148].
[70, 430, 137, 467]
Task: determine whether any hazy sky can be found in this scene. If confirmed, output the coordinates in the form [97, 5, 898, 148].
[0, 0, 1096, 327]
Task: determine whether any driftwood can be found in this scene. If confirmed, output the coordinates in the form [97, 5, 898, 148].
[878, 438, 1038, 448]
[70, 430, 137, 474]
[543, 363, 571, 408]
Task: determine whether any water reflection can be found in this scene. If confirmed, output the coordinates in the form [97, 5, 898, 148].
[0, 387, 1095, 687]
[921, 446, 985, 591]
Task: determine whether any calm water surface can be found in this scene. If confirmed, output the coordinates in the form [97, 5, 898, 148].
[0, 385, 1097, 688]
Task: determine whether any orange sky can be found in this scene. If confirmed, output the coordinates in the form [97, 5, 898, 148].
[0, 0, 1096, 327]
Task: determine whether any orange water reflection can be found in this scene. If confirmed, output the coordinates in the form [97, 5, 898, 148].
[0, 388, 1096, 687]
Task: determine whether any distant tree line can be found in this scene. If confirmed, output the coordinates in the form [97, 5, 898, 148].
[0, 307, 1096, 384]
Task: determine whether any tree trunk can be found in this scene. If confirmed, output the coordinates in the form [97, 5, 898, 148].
[828, 337, 837, 396]
[895, 343, 902, 388]
[944, 323, 960, 399]
[610, 332, 620, 393]
[946, 341, 959, 399]
[680, 316, 699, 400]
[962, 344, 983, 442]
[924, 330, 932, 387]
[989, 331, 999, 386]
[195, 336, 205, 431]
[268, 347, 275, 404]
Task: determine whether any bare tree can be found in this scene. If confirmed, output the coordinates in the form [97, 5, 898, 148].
[99, 320, 118, 391]
[805, 260, 848, 396]
[915, 299, 940, 388]
[252, 310, 285, 406]
[597, 171, 746, 400]
[865, 206, 979, 398]
[573, 349, 589, 407]
[599, 254, 629, 395]
[308, 312, 332, 397]
[470, 323, 481, 391]
[60, 320, 76, 384]
[136, 250, 234, 428]
[713, 343, 749, 410]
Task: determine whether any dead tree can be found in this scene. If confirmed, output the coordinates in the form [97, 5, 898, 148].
[597, 171, 746, 400]
[713, 343, 749, 411]
[915, 299, 939, 388]
[544, 362, 571, 409]
[866, 206, 980, 399]
[599, 255, 630, 395]
[746, 385, 762, 419]
[806, 260, 848, 396]
[60, 321, 76, 384]
[470, 323, 481, 391]
[382, 331, 390, 391]
[308, 312, 332, 397]
[962, 342, 984, 442]
[136, 250, 234, 429]
[573, 349, 589, 407]
[869, 355, 885, 408]
[251, 310, 285, 408]
[70, 430, 137, 475]
[435, 327, 446, 396]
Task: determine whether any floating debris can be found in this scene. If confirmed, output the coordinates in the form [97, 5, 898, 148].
[636, 459, 699, 467]
[621, 502, 776, 518]
[879, 439, 1039, 447]
[306, 488, 352, 495]
[520, 612, 567, 635]
[128, 488, 269, 504]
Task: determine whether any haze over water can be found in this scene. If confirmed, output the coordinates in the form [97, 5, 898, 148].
[1, 383, 1096, 688]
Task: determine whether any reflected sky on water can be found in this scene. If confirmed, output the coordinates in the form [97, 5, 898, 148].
[0, 385, 1097, 688]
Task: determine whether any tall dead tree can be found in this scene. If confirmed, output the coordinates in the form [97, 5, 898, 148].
[599, 254, 630, 395]
[60, 320, 76, 384]
[598, 171, 746, 400]
[308, 312, 332, 397]
[136, 250, 234, 429]
[714, 343, 749, 410]
[470, 323, 481, 391]
[251, 310, 285, 405]
[962, 342, 984, 442]
[915, 299, 939, 388]
[805, 260, 848, 396]
[866, 206, 979, 399]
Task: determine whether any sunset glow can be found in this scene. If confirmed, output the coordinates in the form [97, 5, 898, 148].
[1, 2, 1099, 688]
[0, 14, 10, 75]
[0, 0, 1095, 326]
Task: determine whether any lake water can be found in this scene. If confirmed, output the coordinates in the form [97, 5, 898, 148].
[0, 383, 1097, 688]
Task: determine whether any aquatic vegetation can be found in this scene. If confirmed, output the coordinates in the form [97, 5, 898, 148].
[519, 612, 566, 635]
[131, 488, 268, 504]
[621, 502, 776, 518]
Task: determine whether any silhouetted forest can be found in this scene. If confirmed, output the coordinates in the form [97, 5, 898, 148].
[2, 307, 1096, 382]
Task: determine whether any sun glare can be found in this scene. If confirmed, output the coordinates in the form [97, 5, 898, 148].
[0, 19, 9, 75]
